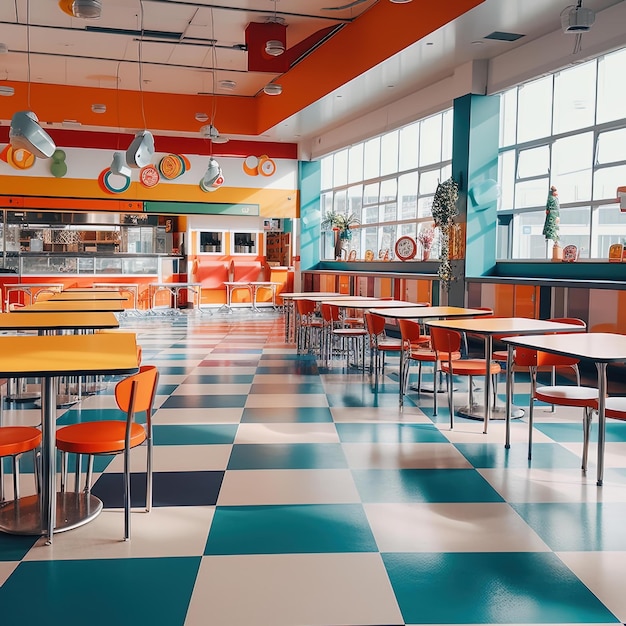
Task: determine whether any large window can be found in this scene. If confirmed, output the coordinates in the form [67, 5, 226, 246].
[498, 47, 626, 259]
[320, 110, 452, 260]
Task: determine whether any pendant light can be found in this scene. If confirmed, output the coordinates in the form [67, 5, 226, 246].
[10, 0, 56, 159]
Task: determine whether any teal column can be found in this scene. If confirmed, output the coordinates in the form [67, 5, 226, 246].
[298, 160, 322, 270]
[450, 94, 500, 305]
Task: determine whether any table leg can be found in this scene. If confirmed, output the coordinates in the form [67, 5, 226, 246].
[483, 335, 492, 434]
[505, 343, 514, 449]
[596, 362, 608, 486]
[41, 377, 57, 543]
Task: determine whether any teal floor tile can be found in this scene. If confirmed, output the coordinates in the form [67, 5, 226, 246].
[382, 551, 618, 624]
[536, 421, 626, 443]
[336, 422, 448, 443]
[352, 469, 504, 503]
[241, 407, 333, 422]
[153, 424, 237, 445]
[205, 504, 378, 555]
[249, 382, 326, 394]
[455, 442, 584, 469]
[0, 557, 201, 626]
[511, 502, 626, 551]
[0, 533, 39, 562]
[227, 443, 348, 469]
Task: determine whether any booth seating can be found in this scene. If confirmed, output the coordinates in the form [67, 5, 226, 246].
[192, 261, 230, 309]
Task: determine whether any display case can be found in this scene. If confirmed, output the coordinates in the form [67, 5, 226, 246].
[18, 254, 162, 276]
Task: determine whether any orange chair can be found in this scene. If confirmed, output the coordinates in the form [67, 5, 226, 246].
[364, 312, 402, 376]
[55, 365, 159, 540]
[0, 422, 42, 504]
[514, 346, 598, 468]
[429, 326, 501, 429]
[295, 299, 322, 355]
[398, 319, 446, 412]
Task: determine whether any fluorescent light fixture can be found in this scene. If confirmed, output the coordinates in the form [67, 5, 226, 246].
[263, 83, 282, 96]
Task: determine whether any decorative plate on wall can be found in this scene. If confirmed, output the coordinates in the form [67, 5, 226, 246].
[394, 236, 417, 261]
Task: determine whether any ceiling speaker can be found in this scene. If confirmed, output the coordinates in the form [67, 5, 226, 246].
[561, 5, 595, 32]
[9, 111, 57, 159]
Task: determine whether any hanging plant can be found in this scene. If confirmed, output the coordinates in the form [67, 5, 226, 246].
[431, 176, 459, 291]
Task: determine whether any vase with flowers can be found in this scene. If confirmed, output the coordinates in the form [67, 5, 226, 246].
[417, 226, 435, 261]
[321, 210, 361, 260]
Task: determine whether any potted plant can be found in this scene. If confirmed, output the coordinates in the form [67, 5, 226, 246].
[321, 211, 361, 259]
[417, 226, 435, 260]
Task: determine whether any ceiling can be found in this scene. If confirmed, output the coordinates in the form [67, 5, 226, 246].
[0, 0, 623, 145]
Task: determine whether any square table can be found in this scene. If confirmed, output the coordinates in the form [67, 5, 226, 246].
[16, 300, 125, 313]
[502, 332, 626, 486]
[425, 318, 587, 434]
[0, 332, 139, 541]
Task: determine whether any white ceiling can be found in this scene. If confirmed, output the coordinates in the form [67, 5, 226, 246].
[0, 0, 623, 143]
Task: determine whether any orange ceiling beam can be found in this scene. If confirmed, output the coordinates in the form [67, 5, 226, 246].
[0, 1, 485, 138]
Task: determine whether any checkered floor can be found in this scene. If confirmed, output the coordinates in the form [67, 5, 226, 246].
[2, 310, 626, 626]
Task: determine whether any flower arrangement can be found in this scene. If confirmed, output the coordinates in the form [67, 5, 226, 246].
[431, 176, 459, 291]
[321, 210, 361, 259]
[417, 226, 435, 250]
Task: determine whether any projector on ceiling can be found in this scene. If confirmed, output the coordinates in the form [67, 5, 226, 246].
[561, 5, 595, 33]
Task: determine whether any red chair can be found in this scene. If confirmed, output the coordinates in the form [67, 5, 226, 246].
[295, 299, 322, 355]
[55, 365, 159, 540]
[364, 312, 401, 377]
[429, 326, 501, 429]
[398, 319, 446, 412]
[514, 346, 598, 468]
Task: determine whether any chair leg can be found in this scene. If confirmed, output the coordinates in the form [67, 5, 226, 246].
[0, 458, 4, 503]
[146, 439, 153, 513]
[84, 455, 94, 493]
[60, 451, 67, 492]
[123, 449, 131, 541]
[74, 453, 82, 492]
[447, 371, 454, 429]
[528, 369, 537, 460]
[582, 407, 593, 472]
[432, 362, 438, 417]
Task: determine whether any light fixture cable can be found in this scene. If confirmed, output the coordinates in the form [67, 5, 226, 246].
[138, 0, 147, 130]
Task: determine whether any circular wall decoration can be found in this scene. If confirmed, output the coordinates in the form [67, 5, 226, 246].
[99, 168, 131, 194]
[243, 155, 259, 176]
[258, 155, 276, 177]
[139, 165, 160, 188]
[395, 235, 417, 261]
[5, 146, 36, 170]
[158, 154, 184, 179]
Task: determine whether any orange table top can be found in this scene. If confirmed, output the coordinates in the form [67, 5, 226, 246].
[370, 306, 493, 319]
[17, 300, 125, 313]
[0, 332, 138, 377]
[0, 311, 119, 331]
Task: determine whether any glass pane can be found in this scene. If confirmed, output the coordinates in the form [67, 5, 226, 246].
[518, 76, 552, 143]
[418, 195, 434, 220]
[594, 164, 626, 200]
[333, 190, 347, 214]
[333, 149, 348, 187]
[320, 156, 333, 190]
[515, 178, 549, 209]
[552, 132, 593, 202]
[321, 193, 333, 222]
[499, 150, 515, 211]
[363, 182, 379, 206]
[419, 114, 442, 166]
[381, 224, 396, 259]
[517, 146, 549, 178]
[441, 110, 453, 162]
[363, 205, 380, 224]
[381, 131, 399, 176]
[399, 122, 419, 171]
[380, 178, 397, 202]
[500, 88, 517, 147]
[597, 48, 626, 124]
[419, 169, 441, 196]
[553, 61, 596, 134]
[363, 227, 379, 256]
[364, 137, 380, 180]
[398, 172, 418, 220]
[347, 185, 363, 219]
[596, 128, 626, 164]
[512, 211, 550, 259]
[348, 144, 364, 184]
[382, 203, 397, 223]
[596, 204, 626, 257]
[399, 223, 417, 238]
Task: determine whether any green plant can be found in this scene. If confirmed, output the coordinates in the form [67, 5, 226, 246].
[321, 211, 360, 236]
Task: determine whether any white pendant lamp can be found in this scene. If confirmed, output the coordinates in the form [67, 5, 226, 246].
[9, 111, 56, 159]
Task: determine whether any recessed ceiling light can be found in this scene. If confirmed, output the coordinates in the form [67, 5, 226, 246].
[263, 83, 282, 96]
[0, 85, 15, 96]
[219, 80, 236, 90]
[195, 112, 209, 122]
[389, 0, 412, 3]
[71, 0, 102, 19]
[265, 39, 285, 56]
[91, 103, 106, 113]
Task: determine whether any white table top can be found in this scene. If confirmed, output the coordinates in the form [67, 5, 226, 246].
[502, 331, 626, 362]
[150, 282, 201, 288]
[426, 317, 587, 336]
[324, 299, 424, 310]
[372, 306, 492, 320]
[280, 292, 341, 299]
